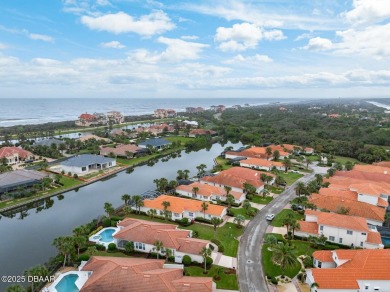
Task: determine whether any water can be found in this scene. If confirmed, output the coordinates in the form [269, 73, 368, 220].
[99, 228, 116, 242]
[0, 98, 302, 127]
[382, 237, 390, 245]
[0, 141, 242, 291]
[55, 274, 79, 292]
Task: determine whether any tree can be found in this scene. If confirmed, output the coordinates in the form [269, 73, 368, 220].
[264, 234, 278, 245]
[168, 180, 178, 190]
[234, 214, 245, 228]
[226, 194, 235, 209]
[183, 169, 190, 179]
[24, 265, 49, 292]
[210, 217, 223, 239]
[304, 157, 312, 169]
[260, 173, 267, 184]
[40, 177, 52, 191]
[122, 205, 132, 216]
[295, 182, 306, 197]
[345, 161, 354, 171]
[273, 150, 280, 161]
[121, 194, 131, 206]
[196, 163, 207, 177]
[336, 206, 350, 215]
[261, 188, 270, 198]
[327, 168, 336, 177]
[243, 200, 252, 215]
[201, 201, 209, 219]
[314, 174, 323, 186]
[192, 186, 199, 198]
[266, 147, 273, 160]
[162, 201, 171, 221]
[5, 284, 26, 292]
[177, 170, 184, 180]
[104, 202, 114, 219]
[290, 220, 300, 239]
[52, 236, 75, 267]
[74, 235, 87, 257]
[200, 247, 212, 273]
[153, 240, 164, 259]
[275, 175, 286, 187]
[132, 195, 143, 214]
[125, 241, 135, 254]
[87, 246, 98, 256]
[73, 225, 89, 237]
[243, 182, 256, 194]
[282, 158, 292, 172]
[147, 209, 157, 219]
[271, 242, 297, 277]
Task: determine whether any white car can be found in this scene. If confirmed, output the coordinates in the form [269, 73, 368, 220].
[266, 214, 275, 221]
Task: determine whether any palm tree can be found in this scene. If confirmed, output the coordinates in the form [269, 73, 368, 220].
[74, 236, 87, 257]
[305, 157, 312, 169]
[266, 147, 272, 160]
[24, 265, 49, 292]
[282, 158, 292, 172]
[87, 246, 98, 256]
[201, 201, 209, 219]
[290, 220, 300, 239]
[177, 170, 184, 180]
[104, 202, 114, 219]
[192, 186, 199, 198]
[273, 150, 280, 161]
[261, 188, 270, 198]
[210, 217, 223, 239]
[122, 205, 132, 216]
[295, 182, 306, 197]
[147, 209, 157, 219]
[153, 240, 164, 259]
[196, 163, 207, 177]
[52, 236, 75, 267]
[200, 247, 212, 273]
[164, 248, 173, 263]
[162, 201, 171, 221]
[264, 234, 278, 245]
[234, 214, 245, 228]
[121, 194, 131, 205]
[73, 225, 88, 237]
[5, 284, 26, 292]
[271, 242, 297, 277]
[224, 185, 232, 197]
[243, 182, 256, 195]
[243, 200, 252, 215]
[183, 169, 190, 179]
[226, 194, 235, 209]
[315, 174, 323, 186]
[132, 195, 143, 214]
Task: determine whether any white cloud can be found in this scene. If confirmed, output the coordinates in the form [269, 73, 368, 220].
[181, 35, 199, 40]
[215, 23, 262, 51]
[295, 33, 312, 41]
[263, 30, 286, 41]
[175, 63, 231, 78]
[81, 11, 175, 36]
[304, 37, 333, 51]
[224, 54, 273, 64]
[29, 33, 54, 42]
[100, 41, 125, 49]
[345, 0, 390, 25]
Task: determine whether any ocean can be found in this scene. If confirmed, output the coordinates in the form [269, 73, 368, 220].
[0, 98, 303, 127]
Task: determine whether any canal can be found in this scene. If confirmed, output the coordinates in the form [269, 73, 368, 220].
[0, 141, 241, 290]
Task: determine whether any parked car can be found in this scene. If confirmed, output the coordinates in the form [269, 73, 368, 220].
[291, 204, 304, 211]
[266, 214, 275, 221]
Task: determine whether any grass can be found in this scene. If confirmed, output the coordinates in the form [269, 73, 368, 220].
[251, 195, 273, 204]
[334, 155, 362, 165]
[116, 147, 183, 166]
[164, 136, 194, 145]
[215, 157, 232, 170]
[184, 265, 238, 290]
[229, 207, 257, 219]
[277, 172, 304, 185]
[266, 185, 284, 194]
[271, 209, 304, 227]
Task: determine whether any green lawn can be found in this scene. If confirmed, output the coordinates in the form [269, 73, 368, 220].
[184, 265, 238, 290]
[251, 195, 273, 204]
[229, 207, 257, 219]
[266, 185, 284, 194]
[182, 222, 244, 257]
[334, 155, 362, 165]
[306, 155, 319, 162]
[215, 157, 232, 170]
[116, 147, 183, 166]
[271, 209, 304, 227]
[165, 136, 194, 145]
[277, 172, 304, 185]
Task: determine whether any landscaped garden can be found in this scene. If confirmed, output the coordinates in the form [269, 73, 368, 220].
[271, 209, 304, 228]
[278, 172, 304, 185]
[185, 265, 238, 290]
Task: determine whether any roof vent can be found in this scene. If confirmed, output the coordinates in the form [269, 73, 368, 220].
[121, 267, 128, 270]
[144, 275, 150, 278]
[183, 284, 190, 287]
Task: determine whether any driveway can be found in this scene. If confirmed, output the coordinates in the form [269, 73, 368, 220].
[237, 164, 327, 292]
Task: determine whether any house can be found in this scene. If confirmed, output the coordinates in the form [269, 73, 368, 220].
[58, 154, 116, 175]
[295, 210, 383, 249]
[328, 113, 341, 118]
[75, 113, 98, 127]
[374, 161, 390, 168]
[186, 107, 204, 113]
[335, 169, 390, 184]
[77, 134, 111, 143]
[188, 129, 217, 138]
[353, 164, 390, 176]
[0, 146, 34, 165]
[139, 195, 227, 221]
[183, 120, 198, 127]
[136, 124, 174, 136]
[154, 109, 176, 118]
[109, 128, 128, 137]
[176, 182, 246, 205]
[0, 169, 49, 195]
[114, 218, 211, 263]
[106, 111, 124, 124]
[200, 167, 275, 194]
[309, 190, 386, 226]
[32, 138, 65, 148]
[209, 105, 225, 112]
[100, 144, 141, 158]
[79, 257, 215, 292]
[306, 249, 390, 292]
[240, 158, 284, 171]
[138, 138, 172, 151]
[225, 146, 289, 160]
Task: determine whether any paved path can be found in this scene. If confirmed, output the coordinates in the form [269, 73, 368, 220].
[237, 164, 328, 292]
[211, 251, 237, 269]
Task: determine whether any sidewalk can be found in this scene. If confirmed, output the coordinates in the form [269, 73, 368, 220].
[211, 251, 237, 269]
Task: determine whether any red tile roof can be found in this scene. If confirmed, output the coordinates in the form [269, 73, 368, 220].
[79, 113, 96, 120]
[310, 250, 390, 289]
[297, 221, 318, 234]
[374, 161, 390, 168]
[353, 164, 390, 175]
[176, 182, 243, 200]
[312, 250, 333, 262]
[349, 183, 390, 197]
[0, 147, 33, 159]
[81, 257, 213, 292]
[335, 170, 390, 183]
[226, 146, 289, 159]
[189, 129, 217, 136]
[240, 158, 284, 168]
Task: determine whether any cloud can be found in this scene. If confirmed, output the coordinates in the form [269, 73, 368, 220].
[29, 33, 54, 42]
[304, 37, 333, 51]
[0, 43, 7, 50]
[175, 63, 231, 78]
[344, 0, 390, 25]
[263, 30, 286, 41]
[181, 35, 199, 40]
[80, 11, 175, 36]
[224, 54, 273, 64]
[100, 41, 125, 49]
[295, 33, 312, 41]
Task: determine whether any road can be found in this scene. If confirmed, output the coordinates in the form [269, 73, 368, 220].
[237, 165, 327, 292]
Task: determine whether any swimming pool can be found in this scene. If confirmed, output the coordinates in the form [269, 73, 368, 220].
[55, 274, 79, 292]
[99, 228, 116, 242]
[382, 236, 390, 245]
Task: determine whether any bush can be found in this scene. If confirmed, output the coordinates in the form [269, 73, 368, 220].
[61, 170, 65, 175]
[182, 255, 192, 266]
[78, 254, 90, 262]
[67, 172, 72, 176]
[271, 277, 278, 285]
[102, 218, 111, 227]
[209, 244, 214, 251]
[303, 256, 313, 268]
[73, 173, 78, 179]
[95, 244, 106, 251]
[176, 217, 191, 226]
[168, 256, 175, 262]
[195, 217, 211, 224]
[246, 194, 253, 201]
[206, 256, 213, 267]
[89, 226, 103, 237]
[191, 231, 199, 238]
[211, 239, 225, 253]
[107, 243, 116, 251]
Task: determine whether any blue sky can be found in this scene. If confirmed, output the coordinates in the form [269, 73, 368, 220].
[1, 0, 390, 98]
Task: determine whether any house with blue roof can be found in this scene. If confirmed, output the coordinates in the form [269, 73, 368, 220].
[138, 138, 172, 151]
[59, 154, 116, 175]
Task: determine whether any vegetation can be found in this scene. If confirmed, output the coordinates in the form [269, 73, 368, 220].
[184, 265, 238, 290]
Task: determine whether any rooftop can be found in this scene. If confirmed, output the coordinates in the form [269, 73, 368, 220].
[312, 250, 333, 263]
[61, 154, 115, 167]
[32, 138, 64, 147]
[0, 146, 33, 159]
[0, 169, 48, 190]
[138, 138, 172, 147]
[176, 182, 243, 200]
[241, 158, 284, 167]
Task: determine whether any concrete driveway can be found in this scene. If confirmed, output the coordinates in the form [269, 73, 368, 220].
[237, 163, 327, 292]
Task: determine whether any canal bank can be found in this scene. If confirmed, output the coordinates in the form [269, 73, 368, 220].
[0, 141, 242, 291]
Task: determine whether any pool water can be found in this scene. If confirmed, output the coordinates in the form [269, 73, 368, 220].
[382, 237, 390, 245]
[55, 274, 79, 292]
[100, 228, 116, 242]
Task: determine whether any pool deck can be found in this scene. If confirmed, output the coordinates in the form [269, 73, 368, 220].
[45, 270, 90, 292]
[88, 227, 120, 248]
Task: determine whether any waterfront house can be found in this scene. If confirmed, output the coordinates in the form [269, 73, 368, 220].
[106, 111, 124, 124]
[0, 146, 34, 165]
[79, 257, 215, 291]
[138, 138, 172, 151]
[0, 169, 49, 195]
[175, 182, 246, 205]
[136, 124, 175, 136]
[114, 218, 210, 263]
[225, 146, 289, 160]
[295, 210, 383, 249]
[59, 154, 116, 175]
[306, 249, 390, 292]
[32, 138, 65, 148]
[100, 144, 141, 158]
[139, 195, 227, 221]
[239, 158, 284, 171]
[153, 109, 177, 118]
[77, 134, 111, 143]
[188, 129, 217, 138]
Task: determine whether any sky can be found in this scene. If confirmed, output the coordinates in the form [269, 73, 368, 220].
[0, 0, 390, 99]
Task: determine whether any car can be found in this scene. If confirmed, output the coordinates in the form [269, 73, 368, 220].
[291, 204, 304, 211]
[266, 214, 275, 221]
[290, 170, 299, 173]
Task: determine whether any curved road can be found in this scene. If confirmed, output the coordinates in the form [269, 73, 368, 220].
[237, 165, 327, 292]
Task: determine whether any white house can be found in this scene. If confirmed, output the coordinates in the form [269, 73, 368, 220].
[59, 154, 116, 175]
[114, 218, 210, 263]
[306, 249, 390, 292]
[239, 158, 284, 171]
[295, 210, 383, 249]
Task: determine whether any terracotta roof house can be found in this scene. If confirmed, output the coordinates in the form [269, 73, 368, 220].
[309, 192, 386, 226]
[353, 164, 390, 175]
[58, 154, 116, 175]
[335, 169, 390, 184]
[175, 182, 246, 205]
[100, 144, 141, 158]
[154, 109, 177, 118]
[200, 167, 275, 194]
[240, 158, 284, 171]
[312, 250, 335, 269]
[295, 210, 383, 249]
[78, 134, 111, 143]
[225, 146, 290, 160]
[114, 218, 210, 263]
[0, 146, 34, 165]
[78, 257, 215, 292]
[0, 169, 49, 195]
[188, 129, 217, 138]
[306, 249, 390, 291]
[136, 124, 175, 136]
[139, 195, 227, 222]
[374, 161, 390, 168]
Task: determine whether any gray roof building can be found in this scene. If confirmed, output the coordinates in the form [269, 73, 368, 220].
[0, 169, 48, 194]
[33, 138, 65, 147]
[138, 138, 172, 149]
[61, 154, 115, 168]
